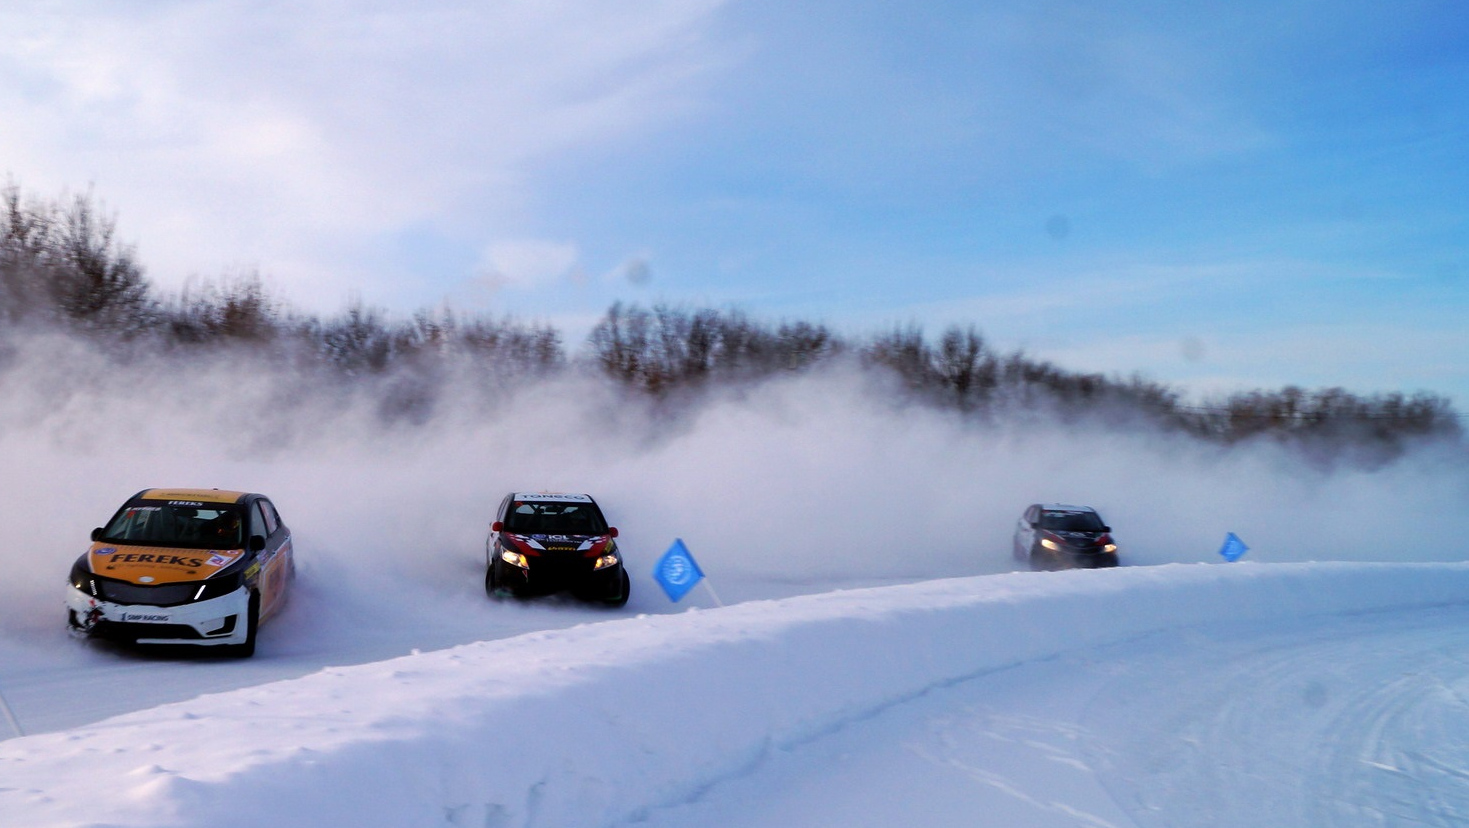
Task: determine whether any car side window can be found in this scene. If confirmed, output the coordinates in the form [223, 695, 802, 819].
[254, 500, 279, 538]
[244, 505, 262, 541]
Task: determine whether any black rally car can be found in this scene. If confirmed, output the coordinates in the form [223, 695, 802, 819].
[485, 492, 629, 606]
[1013, 503, 1120, 570]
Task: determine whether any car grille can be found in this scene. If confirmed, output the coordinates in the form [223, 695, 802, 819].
[94, 578, 200, 607]
[528, 553, 594, 579]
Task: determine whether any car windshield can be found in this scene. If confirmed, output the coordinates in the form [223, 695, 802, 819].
[1039, 510, 1106, 532]
[101, 502, 245, 548]
[504, 501, 606, 535]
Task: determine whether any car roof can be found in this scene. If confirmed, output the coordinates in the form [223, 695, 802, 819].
[1039, 503, 1097, 514]
[137, 488, 251, 504]
[511, 492, 594, 503]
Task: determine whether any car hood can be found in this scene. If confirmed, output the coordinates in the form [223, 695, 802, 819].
[500, 532, 613, 556]
[86, 542, 246, 585]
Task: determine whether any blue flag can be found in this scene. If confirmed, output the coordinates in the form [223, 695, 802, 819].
[1218, 532, 1249, 562]
[654, 538, 704, 602]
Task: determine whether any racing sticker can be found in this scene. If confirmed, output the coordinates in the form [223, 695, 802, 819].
[121, 610, 171, 623]
[89, 542, 242, 584]
[107, 553, 208, 568]
[513, 493, 593, 503]
[140, 489, 244, 504]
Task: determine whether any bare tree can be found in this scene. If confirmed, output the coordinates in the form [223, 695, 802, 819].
[51, 192, 154, 332]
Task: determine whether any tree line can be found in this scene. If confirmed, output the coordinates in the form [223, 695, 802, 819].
[2, 183, 1460, 458]
[0, 185, 561, 379]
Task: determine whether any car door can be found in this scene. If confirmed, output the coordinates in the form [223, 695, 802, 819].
[250, 497, 292, 619]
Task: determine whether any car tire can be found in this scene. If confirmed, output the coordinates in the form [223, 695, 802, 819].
[225, 590, 259, 658]
[603, 570, 630, 608]
[485, 565, 515, 599]
[1028, 547, 1055, 572]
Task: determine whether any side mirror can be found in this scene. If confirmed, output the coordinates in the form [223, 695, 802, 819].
[91, 527, 104, 542]
[491, 521, 504, 533]
[1101, 526, 1112, 533]
[249, 535, 266, 552]
[608, 527, 619, 538]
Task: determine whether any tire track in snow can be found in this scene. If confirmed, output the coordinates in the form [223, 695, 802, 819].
[1084, 604, 1469, 828]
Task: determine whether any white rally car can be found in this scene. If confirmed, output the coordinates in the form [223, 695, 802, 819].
[66, 488, 295, 657]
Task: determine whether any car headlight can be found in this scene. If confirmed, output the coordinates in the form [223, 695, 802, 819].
[500, 550, 530, 569]
[1103, 543, 1118, 553]
[69, 558, 98, 596]
[592, 553, 620, 571]
[1039, 538, 1060, 551]
[192, 573, 244, 602]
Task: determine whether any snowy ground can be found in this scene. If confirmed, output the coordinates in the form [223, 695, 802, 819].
[5, 562, 1469, 827]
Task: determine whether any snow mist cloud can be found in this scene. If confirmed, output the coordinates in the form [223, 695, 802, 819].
[1, 331, 1466, 641]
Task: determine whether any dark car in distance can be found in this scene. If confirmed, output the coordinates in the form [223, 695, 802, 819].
[485, 492, 629, 607]
[1013, 503, 1119, 570]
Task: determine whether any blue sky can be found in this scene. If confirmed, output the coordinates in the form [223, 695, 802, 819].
[3, 0, 1466, 404]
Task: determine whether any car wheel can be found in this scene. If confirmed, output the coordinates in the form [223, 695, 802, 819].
[1028, 547, 1054, 572]
[226, 590, 259, 658]
[603, 570, 630, 608]
[485, 565, 515, 599]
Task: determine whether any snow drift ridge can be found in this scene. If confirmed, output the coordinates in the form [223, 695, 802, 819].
[3, 562, 1467, 828]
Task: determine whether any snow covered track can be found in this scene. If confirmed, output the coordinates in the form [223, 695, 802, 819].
[3, 562, 1468, 828]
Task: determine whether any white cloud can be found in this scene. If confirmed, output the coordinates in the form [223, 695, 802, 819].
[0, 0, 728, 308]
[477, 238, 581, 291]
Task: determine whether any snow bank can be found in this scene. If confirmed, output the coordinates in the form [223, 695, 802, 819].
[3, 562, 1467, 828]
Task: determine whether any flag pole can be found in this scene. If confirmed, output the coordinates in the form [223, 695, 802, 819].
[0, 682, 23, 738]
[701, 579, 725, 608]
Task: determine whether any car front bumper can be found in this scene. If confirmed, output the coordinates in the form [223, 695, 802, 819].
[1064, 550, 1119, 569]
[65, 585, 251, 647]
[494, 557, 627, 600]
[1031, 545, 1120, 570]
